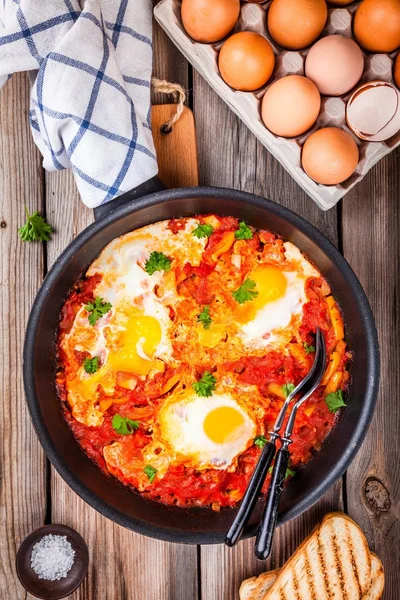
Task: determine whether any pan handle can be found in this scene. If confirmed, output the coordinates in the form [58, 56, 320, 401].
[93, 176, 166, 221]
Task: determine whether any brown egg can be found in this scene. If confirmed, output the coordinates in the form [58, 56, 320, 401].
[302, 128, 359, 185]
[395, 54, 400, 89]
[267, 0, 328, 50]
[261, 75, 321, 137]
[354, 0, 400, 53]
[218, 32, 275, 91]
[181, 0, 240, 43]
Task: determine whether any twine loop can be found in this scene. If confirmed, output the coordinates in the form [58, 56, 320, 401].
[151, 77, 186, 134]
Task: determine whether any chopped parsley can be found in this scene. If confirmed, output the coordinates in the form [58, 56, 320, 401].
[254, 435, 268, 449]
[144, 465, 157, 483]
[145, 251, 172, 275]
[232, 279, 258, 304]
[197, 305, 212, 329]
[192, 371, 217, 397]
[325, 390, 347, 413]
[84, 296, 112, 326]
[18, 207, 53, 242]
[192, 223, 214, 238]
[85, 296, 112, 325]
[83, 356, 99, 374]
[235, 221, 253, 240]
[268, 465, 296, 480]
[304, 342, 316, 355]
[282, 383, 295, 398]
[112, 414, 139, 435]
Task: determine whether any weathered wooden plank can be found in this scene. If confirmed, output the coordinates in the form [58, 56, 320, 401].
[342, 153, 400, 600]
[193, 73, 342, 599]
[0, 73, 47, 598]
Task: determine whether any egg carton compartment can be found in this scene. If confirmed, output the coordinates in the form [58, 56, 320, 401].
[154, 0, 400, 210]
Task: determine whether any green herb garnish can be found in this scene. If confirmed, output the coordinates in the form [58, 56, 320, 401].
[268, 465, 296, 480]
[145, 251, 171, 275]
[192, 223, 214, 238]
[112, 414, 139, 435]
[192, 371, 217, 397]
[254, 435, 268, 449]
[232, 279, 258, 304]
[325, 390, 347, 413]
[304, 342, 316, 355]
[83, 356, 99, 374]
[197, 305, 212, 330]
[18, 207, 53, 242]
[235, 221, 253, 240]
[144, 465, 157, 483]
[85, 296, 112, 326]
[282, 383, 295, 398]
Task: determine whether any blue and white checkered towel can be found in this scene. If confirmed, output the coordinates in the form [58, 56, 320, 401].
[0, 0, 158, 208]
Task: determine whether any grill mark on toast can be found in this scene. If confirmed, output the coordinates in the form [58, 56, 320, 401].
[345, 521, 363, 598]
[292, 570, 301, 600]
[304, 549, 317, 600]
[331, 524, 348, 600]
[317, 529, 333, 599]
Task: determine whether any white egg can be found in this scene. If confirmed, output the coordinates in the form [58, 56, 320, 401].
[158, 392, 256, 470]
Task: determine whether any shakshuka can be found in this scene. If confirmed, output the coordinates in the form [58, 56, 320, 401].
[56, 215, 350, 510]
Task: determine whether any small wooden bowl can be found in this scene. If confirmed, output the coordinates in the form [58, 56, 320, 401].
[16, 524, 89, 599]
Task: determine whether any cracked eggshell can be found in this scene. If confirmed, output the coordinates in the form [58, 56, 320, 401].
[346, 81, 400, 142]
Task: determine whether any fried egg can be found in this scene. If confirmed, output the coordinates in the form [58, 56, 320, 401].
[158, 392, 256, 470]
[237, 242, 319, 349]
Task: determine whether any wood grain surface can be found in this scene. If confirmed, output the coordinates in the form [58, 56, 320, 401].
[0, 9, 399, 600]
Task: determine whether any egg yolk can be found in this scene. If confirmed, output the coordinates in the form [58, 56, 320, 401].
[203, 406, 245, 444]
[237, 265, 287, 323]
[108, 314, 162, 376]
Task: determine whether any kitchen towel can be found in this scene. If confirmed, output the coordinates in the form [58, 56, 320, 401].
[0, 0, 157, 208]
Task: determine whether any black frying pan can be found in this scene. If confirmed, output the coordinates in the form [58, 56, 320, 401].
[23, 179, 379, 544]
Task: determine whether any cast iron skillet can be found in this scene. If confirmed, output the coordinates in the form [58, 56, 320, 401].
[23, 178, 379, 544]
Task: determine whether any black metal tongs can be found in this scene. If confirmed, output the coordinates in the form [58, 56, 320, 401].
[225, 328, 326, 559]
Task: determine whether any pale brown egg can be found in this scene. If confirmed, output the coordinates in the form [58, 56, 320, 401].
[305, 35, 364, 96]
[354, 0, 400, 53]
[267, 0, 328, 50]
[261, 75, 321, 137]
[218, 32, 275, 91]
[395, 54, 400, 89]
[181, 0, 240, 43]
[302, 127, 359, 185]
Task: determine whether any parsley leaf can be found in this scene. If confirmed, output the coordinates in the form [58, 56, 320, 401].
[197, 305, 212, 329]
[145, 251, 172, 275]
[18, 207, 53, 242]
[235, 221, 253, 240]
[325, 390, 347, 413]
[282, 383, 295, 398]
[192, 223, 214, 238]
[268, 465, 296, 480]
[282, 383, 296, 398]
[85, 296, 112, 326]
[254, 435, 268, 449]
[83, 356, 99, 374]
[112, 414, 139, 435]
[192, 371, 217, 397]
[232, 279, 258, 304]
[304, 342, 316, 355]
[144, 465, 157, 483]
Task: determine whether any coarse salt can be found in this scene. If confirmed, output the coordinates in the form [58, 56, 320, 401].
[30, 534, 75, 581]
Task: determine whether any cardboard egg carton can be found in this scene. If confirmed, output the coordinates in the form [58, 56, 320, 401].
[154, 0, 400, 210]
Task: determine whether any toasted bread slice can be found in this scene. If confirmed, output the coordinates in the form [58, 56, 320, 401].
[263, 513, 371, 600]
[363, 553, 384, 600]
[240, 553, 384, 600]
[239, 569, 281, 600]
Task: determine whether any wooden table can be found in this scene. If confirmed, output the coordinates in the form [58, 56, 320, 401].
[1, 14, 399, 600]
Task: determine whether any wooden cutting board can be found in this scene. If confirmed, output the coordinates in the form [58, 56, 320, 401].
[151, 104, 198, 187]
